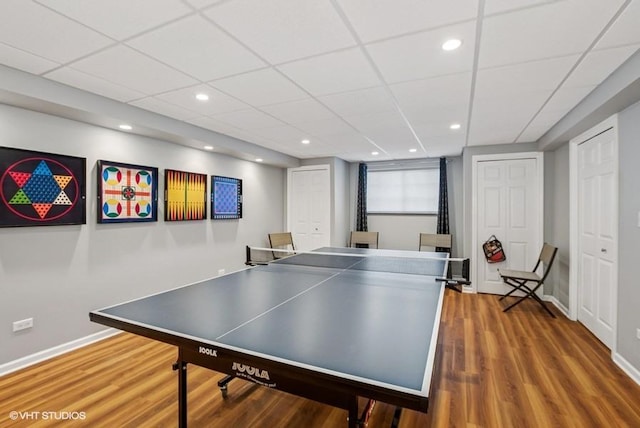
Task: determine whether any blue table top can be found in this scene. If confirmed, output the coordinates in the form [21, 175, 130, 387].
[92, 248, 447, 396]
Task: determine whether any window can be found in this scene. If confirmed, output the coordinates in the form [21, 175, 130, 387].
[367, 168, 439, 214]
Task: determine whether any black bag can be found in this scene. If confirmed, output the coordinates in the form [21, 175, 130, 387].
[483, 235, 506, 263]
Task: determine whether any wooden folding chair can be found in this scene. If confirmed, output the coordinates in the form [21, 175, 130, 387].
[418, 233, 452, 252]
[498, 243, 558, 317]
[268, 232, 295, 259]
[349, 231, 379, 249]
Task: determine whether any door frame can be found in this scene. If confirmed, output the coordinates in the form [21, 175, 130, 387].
[287, 164, 331, 249]
[471, 152, 544, 294]
[569, 115, 618, 354]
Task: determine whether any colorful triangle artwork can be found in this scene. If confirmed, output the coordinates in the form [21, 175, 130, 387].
[8, 189, 32, 204]
[53, 191, 72, 205]
[53, 175, 72, 189]
[32, 160, 53, 176]
[8, 171, 31, 188]
[31, 203, 52, 219]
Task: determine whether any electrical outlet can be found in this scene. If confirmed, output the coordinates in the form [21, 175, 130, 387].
[13, 318, 33, 332]
[637, 328, 640, 340]
[218, 269, 226, 276]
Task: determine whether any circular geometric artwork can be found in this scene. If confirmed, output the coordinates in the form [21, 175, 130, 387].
[97, 160, 157, 223]
[0, 156, 81, 223]
[102, 199, 123, 218]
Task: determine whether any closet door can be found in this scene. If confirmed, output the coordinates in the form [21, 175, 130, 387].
[475, 155, 542, 295]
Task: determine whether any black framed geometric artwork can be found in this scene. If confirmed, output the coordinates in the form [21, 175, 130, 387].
[97, 160, 158, 223]
[0, 146, 86, 227]
[164, 169, 207, 221]
[211, 175, 242, 220]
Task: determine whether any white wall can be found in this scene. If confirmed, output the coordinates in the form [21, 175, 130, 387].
[616, 100, 640, 375]
[368, 214, 437, 250]
[0, 105, 285, 365]
[545, 144, 570, 305]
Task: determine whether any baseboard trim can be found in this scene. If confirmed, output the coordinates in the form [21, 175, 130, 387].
[0, 329, 120, 377]
[613, 352, 640, 387]
[543, 294, 570, 318]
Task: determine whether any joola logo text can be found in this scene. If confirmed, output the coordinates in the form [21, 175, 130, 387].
[232, 362, 270, 380]
[198, 346, 217, 357]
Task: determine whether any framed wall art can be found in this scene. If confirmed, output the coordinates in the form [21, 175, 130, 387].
[0, 146, 86, 227]
[211, 175, 242, 220]
[97, 160, 158, 223]
[164, 169, 207, 221]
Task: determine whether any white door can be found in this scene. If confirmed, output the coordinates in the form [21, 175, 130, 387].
[577, 128, 617, 348]
[288, 165, 330, 251]
[475, 155, 543, 295]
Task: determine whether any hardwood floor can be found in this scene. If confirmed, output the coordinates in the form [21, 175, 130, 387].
[1, 292, 639, 427]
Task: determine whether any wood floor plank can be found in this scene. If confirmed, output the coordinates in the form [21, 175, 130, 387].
[1, 291, 640, 427]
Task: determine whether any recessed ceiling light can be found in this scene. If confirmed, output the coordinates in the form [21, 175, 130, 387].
[195, 93, 209, 101]
[301, 139, 310, 145]
[204, 145, 213, 150]
[119, 124, 132, 130]
[409, 148, 417, 153]
[442, 39, 462, 51]
[256, 158, 263, 162]
[450, 123, 461, 130]
[371, 151, 379, 156]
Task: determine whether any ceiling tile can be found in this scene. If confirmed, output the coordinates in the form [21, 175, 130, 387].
[0, 0, 112, 63]
[0, 42, 59, 74]
[516, 85, 596, 142]
[45, 67, 146, 102]
[210, 68, 308, 106]
[156, 84, 249, 116]
[318, 86, 396, 117]
[34, 0, 192, 40]
[182, 0, 223, 11]
[365, 126, 419, 149]
[474, 55, 579, 99]
[413, 121, 467, 140]
[278, 48, 382, 96]
[212, 108, 286, 130]
[479, 0, 625, 68]
[469, 90, 551, 145]
[563, 44, 640, 88]
[127, 15, 265, 81]
[205, 0, 356, 64]
[390, 73, 472, 110]
[130, 96, 202, 121]
[366, 21, 476, 83]
[402, 104, 469, 128]
[595, 0, 640, 49]
[344, 110, 408, 133]
[186, 115, 243, 135]
[260, 98, 336, 125]
[295, 117, 355, 137]
[69, 45, 198, 94]
[484, 0, 564, 16]
[336, 0, 478, 43]
[251, 125, 312, 145]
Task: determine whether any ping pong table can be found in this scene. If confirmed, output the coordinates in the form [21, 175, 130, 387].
[89, 247, 450, 427]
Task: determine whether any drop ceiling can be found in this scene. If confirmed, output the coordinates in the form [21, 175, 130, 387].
[0, 0, 639, 163]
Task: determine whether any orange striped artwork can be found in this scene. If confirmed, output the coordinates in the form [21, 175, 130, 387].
[164, 169, 207, 221]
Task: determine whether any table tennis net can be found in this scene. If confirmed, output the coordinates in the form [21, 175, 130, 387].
[245, 246, 461, 278]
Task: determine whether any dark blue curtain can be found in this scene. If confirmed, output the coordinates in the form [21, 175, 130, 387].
[356, 163, 368, 232]
[436, 157, 449, 252]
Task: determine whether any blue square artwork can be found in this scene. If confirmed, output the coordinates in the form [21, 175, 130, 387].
[211, 175, 242, 219]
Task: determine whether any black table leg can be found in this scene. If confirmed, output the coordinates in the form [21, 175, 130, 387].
[348, 396, 358, 428]
[176, 352, 188, 428]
